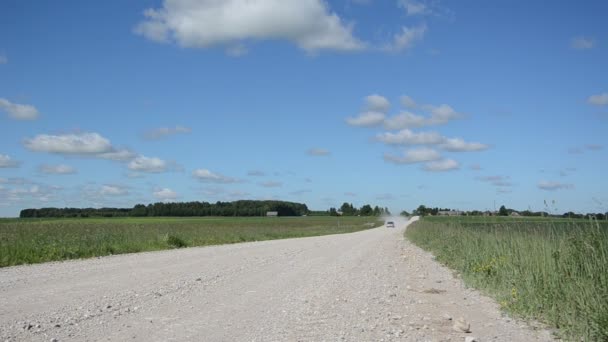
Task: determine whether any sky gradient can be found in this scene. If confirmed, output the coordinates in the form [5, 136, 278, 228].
[1, 0, 607, 217]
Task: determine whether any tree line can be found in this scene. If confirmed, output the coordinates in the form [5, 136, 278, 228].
[408, 204, 607, 219]
[19, 200, 309, 218]
[326, 203, 391, 216]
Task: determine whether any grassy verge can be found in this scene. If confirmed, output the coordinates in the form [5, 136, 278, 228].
[0, 216, 381, 267]
[405, 216, 608, 341]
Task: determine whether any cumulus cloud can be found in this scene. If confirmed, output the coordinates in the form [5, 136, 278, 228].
[423, 159, 459, 172]
[127, 155, 168, 173]
[365, 94, 390, 113]
[440, 138, 488, 152]
[39, 164, 76, 175]
[193, 169, 240, 183]
[307, 148, 331, 156]
[398, 0, 429, 16]
[476, 175, 512, 187]
[247, 170, 266, 176]
[376, 129, 444, 145]
[538, 181, 574, 191]
[383, 97, 462, 129]
[384, 24, 426, 52]
[0, 98, 39, 120]
[346, 111, 386, 127]
[400, 95, 417, 109]
[259, 181, 283, 188]
[24, 132, 112, 154]
[143, 125, 192, 140]
[97, 149, 137, 161]
[100, 185, 129, 196]
[153, 187, 178, 201]
[384, 112, 428, 130]
[383, 147, 441, 164]
[134, 0, 365, 53]
[588, 92, 608, 106]
[571, 37, 595, 50]
[0, 154, 20, 168]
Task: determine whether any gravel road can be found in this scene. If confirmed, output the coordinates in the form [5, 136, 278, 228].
[0, 217, 553, 342]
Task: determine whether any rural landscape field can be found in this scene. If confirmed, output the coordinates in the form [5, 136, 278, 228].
[407, 216, 608, 341]
[1, 0, 607, 341]
[0, 215, 382, 267]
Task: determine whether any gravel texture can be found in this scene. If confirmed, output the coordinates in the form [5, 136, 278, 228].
[0, 217, 553, 341]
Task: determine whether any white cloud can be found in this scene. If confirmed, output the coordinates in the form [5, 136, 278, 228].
[0, 55, 7, 64]
[400, 95, 417, 109]
[586, 144, 603, 151]
[346, 111, 386, 127]
[424, 104, 461, 124]
[24, 132, 112, 154]
[476, 175, 512, 187]
[365, 94, 390, 113]
[143, 125, 192, 140]
[0, 154, 20, 168]
[39, 164, 76, 175]
[384, 147, 441, 164]
[571, 37, 595, 50]
[153, 187, 178, 201]
[0, 98, 39, 120]
[383, 97, 462, 129]
[247, 170, 266, 176]
[398, 0, 429, 16]
[97, 149, 137, 161]
[423, 159, 459, 172]
[127, 155, 168, 173]
[384, 24, 426, 52]
[383, 112, 427, 130]
[538, 181, 574, 191]
[193, 169, 240, 183]
[588, 92, 608, 106]
[440, 138, 488, 152]
[134, 0, 365, 53]
[259, 181, 283, 188]
[307, 148, 331, 156]
[100, 185, 129, 196]
[376, 129, 444, 145]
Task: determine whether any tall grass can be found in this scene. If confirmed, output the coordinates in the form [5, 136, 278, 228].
[0, 216, 381, 267]
[406, 217, 608, 341]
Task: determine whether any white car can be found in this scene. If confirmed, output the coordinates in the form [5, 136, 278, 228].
[386, 221, 395, 228]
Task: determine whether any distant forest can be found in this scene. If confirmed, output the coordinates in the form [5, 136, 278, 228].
[20, 200, 310, 218]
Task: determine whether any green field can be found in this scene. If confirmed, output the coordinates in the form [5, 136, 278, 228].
[0, 216, 382, 267]
[406, 216, 608, 341]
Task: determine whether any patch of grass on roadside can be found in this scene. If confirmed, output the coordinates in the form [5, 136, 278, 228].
[405, 217, 608, 341]
[0, 216, 382, 267]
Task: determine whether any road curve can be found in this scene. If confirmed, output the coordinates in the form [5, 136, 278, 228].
[0, 217, 552, 341]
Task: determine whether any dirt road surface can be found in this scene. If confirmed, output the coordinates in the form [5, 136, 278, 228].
[1, 217, 552, 341]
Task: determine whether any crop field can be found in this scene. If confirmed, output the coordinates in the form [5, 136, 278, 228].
[406, 216, 608, 341]
[0, 216, 382, 268]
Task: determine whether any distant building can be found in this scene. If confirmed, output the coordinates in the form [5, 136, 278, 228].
[438, 210, 463, 216]
[510, 211, 521, 217]
[266, 211, 278, 217]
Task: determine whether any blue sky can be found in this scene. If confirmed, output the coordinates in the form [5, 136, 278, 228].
[1, 0, 607, 217]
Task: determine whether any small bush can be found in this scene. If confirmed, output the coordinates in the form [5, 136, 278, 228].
[166, 234, 188, 248]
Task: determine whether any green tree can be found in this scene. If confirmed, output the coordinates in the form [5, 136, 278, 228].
[498, 205, 509, 216]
